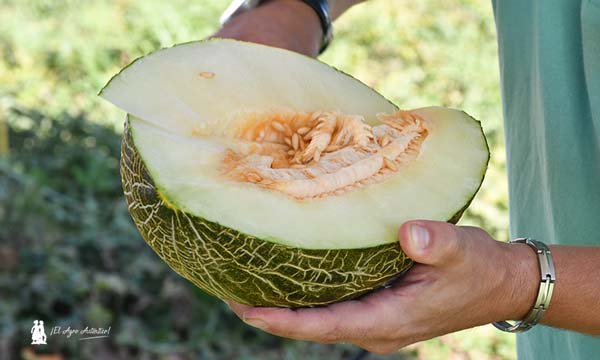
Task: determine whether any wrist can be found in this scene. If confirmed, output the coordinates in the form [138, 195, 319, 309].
[215, 0, 322, 56]
[501, 242, 541, 321]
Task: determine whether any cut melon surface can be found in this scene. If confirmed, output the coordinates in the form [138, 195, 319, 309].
[127, 105, 486, 250]
[102, 39, 489, 306]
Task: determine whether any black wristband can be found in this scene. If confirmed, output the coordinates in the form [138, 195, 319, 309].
[297, 0, 332, 53]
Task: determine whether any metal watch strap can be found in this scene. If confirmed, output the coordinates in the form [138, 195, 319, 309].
[220, 0, 333, 54]
[493, 238, 556, 333]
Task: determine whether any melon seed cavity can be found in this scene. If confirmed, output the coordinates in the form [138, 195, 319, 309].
[222, 110, 429, 199]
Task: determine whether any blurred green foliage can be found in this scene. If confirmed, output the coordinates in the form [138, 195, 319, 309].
[0, 0, 512, 359]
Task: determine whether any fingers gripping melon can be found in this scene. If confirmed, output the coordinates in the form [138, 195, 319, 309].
[101, 39, 489, 307]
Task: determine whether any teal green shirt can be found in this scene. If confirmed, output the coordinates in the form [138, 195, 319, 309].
[493, 1, 600, 359]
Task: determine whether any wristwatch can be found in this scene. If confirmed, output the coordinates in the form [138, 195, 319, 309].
[220, 0, 333, 53]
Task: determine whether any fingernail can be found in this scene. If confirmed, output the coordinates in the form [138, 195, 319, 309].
[244, 316, 268, 330]
[410, 224, 430, 251]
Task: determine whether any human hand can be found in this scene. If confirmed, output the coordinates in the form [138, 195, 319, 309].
[212, 0, 323, 57]
[227, 220, 539, 354]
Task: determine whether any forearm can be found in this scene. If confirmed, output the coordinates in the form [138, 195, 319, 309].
[542, 246, 600, 333]
[214, 0, 364, 57]
[509, 244, 600, 335]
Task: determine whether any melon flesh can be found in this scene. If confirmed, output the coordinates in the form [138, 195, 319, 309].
[101, 39, 489, 306]
[127, 106, 486, 250]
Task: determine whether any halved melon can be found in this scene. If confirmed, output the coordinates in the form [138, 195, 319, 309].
[101, 39, 489, 307]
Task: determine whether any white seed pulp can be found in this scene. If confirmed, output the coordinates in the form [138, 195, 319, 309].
[223, 109, 429, 199]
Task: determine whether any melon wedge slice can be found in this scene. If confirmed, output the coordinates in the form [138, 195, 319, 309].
[101, 39, 489, 307]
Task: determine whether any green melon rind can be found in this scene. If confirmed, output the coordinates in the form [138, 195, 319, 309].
[121, 119, 413, 307]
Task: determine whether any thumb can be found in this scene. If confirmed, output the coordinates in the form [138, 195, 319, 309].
[399, 220, 466, 267]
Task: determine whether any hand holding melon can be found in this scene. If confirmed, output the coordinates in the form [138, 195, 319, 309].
[227, 220, 535, 354]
